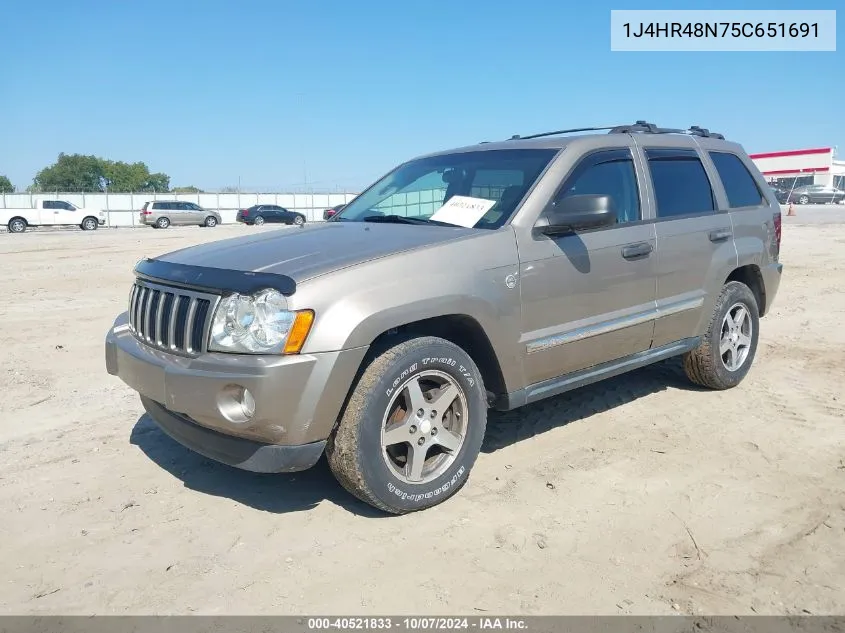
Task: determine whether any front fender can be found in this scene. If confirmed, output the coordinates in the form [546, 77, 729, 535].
[290, 229, 524, 391]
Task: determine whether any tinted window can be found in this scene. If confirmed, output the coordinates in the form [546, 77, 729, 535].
[553, 149, 641, 224]
[709, 152, 764, 208]
[60, 201, 75, 210]
[646, 149, 715, 218]
[42, 201, 56, 209]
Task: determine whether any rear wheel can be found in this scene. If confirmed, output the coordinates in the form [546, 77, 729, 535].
[683, 281, 760, 390]
[253, 216, 265, 226]
[8, 217, 27, 233]
[326, 336, 487, 514]
[204, 216, 218, 227]
[156, 217, 170, 229]
[798, 194, 810, 204]
[81, 216, 99, 231]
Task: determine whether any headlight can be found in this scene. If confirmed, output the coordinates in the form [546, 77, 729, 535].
[208, 289, 314, 354]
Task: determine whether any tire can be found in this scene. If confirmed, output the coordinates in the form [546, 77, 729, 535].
[81, 216, 99, 231]
[254, 216, 265, 226]
[156, 217, 171, 229]
[8, 217, 27, 233]
[204, 216, 218, 227]
[293, 215, 305, 226]
[798, 194, 810, 205]
[326, 335, 487, 514]
[683, 281, 760, 390]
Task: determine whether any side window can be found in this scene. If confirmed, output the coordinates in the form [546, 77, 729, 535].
[709, 152, 764, 208]
[42, 201, 56, 209]
[646, 148, 715, 218]
[553, 148, 641, 224]
[61, 201, 75, 210]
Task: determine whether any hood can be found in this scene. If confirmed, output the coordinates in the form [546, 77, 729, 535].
[156, 222, 478, 282]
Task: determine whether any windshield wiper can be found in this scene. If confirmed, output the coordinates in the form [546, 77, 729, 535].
[362, 214, 460, 227]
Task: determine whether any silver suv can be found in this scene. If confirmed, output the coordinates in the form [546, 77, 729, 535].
[106, 121, 784, 514]
[140, 201, 222, 229]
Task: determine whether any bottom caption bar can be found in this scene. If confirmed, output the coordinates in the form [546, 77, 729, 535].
[2, 616, 845, 633]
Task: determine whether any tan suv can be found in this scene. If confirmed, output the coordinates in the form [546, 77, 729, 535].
[107, 121, 784, 514]
[140, 201, 222, 229]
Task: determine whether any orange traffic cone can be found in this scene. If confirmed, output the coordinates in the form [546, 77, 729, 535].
[787, 202, 796, 216]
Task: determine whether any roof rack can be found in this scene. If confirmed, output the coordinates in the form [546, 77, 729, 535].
[608, 120, 725, 139]
[499, 120, 725, 143]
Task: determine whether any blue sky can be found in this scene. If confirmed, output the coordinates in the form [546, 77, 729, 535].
[0, 0, 842, 192]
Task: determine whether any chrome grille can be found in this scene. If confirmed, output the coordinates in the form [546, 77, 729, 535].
[128, 280, 218, 355]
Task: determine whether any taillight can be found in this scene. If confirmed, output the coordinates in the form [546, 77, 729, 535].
[141, 210, 151, 215]
[241, 209, 248, 216]
[773, 211, 782, 251]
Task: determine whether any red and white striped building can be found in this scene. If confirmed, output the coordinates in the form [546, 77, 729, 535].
[749, 147, 845, 190]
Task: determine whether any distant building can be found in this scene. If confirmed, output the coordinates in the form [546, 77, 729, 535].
[749, 147, 845, 190]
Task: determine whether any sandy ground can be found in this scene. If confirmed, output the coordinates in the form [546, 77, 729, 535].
[1, 210, 844, 616]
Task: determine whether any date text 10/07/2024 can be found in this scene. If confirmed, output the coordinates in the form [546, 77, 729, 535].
[307, 617, 528, 630]
[622, 22, 819, 39]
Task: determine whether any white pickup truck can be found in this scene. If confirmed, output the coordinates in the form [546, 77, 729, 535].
[1, 200, 106, 233]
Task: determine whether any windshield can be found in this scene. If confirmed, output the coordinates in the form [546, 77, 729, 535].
[333, 148, 558, 230]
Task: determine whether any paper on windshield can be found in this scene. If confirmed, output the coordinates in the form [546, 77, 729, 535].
[429, 195, 496, 228]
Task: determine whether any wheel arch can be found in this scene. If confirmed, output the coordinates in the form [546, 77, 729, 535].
[363, 314, 508, 403]
[725, 264, 767, 316]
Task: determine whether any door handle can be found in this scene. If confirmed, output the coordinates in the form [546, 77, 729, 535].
[709, 228, 732, 242]
[621, 242, 653, 260]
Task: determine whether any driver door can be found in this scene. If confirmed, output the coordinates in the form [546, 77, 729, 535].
[517, 147, 658, 386]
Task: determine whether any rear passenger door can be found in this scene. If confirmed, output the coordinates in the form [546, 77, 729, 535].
[635, 141, 738, 348]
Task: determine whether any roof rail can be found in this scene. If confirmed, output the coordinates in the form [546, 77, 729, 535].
[498, 121, 726, 143]
[508, 125, 618, 141]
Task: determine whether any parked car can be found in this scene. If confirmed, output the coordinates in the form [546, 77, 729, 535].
[768, 185, 790, 204]
[105, 120, 783, 514]
[236, 205, 306, 226]
[788, 184, 845, 205]
[323, 203, 346, 220]
[1, 199, 105, 233]
[140, 201, 221, 229]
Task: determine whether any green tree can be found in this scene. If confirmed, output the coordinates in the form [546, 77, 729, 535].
[102, 160, 170, 192]
[34, 153, 104, 192]
[171, 185, 204, 193]
[32, 153, 171, 192]
[0, 175, 13, 193]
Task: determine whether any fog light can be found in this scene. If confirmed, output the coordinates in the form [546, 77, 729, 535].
[217, 384, 256, 424]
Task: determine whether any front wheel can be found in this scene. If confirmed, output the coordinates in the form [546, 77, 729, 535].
[799, 194, 810, 204]
[326, 336, 487, 514]
[204, 216, 218, 227]
[293, 215, 305, 226]
[683, 281, 760, 390]
[81, 217, 99, 231]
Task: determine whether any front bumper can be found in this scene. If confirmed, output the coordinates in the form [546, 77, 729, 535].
[105, 311, 368, 453]
[141, 397, 326, 473]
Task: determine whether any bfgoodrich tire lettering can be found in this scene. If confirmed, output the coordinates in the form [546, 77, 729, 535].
[683, 281, 760, 390]
[326, 336, 487, 514]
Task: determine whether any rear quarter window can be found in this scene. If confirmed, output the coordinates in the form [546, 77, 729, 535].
[709, 152, 764, 208]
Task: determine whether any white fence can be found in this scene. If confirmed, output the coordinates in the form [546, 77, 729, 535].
[0, 191, 359, 227]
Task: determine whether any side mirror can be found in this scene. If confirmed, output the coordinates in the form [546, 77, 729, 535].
[535, 194, 617, 236]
